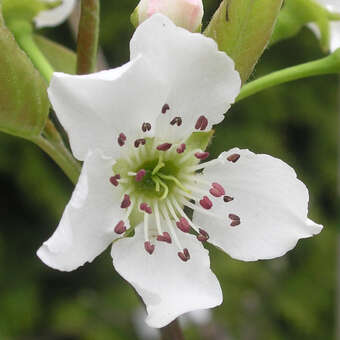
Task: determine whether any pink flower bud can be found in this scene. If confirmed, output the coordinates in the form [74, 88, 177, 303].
[135, 0, 203, 32]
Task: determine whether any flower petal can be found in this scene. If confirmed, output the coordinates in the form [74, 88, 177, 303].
[193, 149, 323, 261]
[37, 149, 126, 271]
[130, 14, 241, 141]
[111, 226, 222, 328]
[35, 0, 77, 28]
[48, 56, 167, 161]
[330, 21, 340, 52]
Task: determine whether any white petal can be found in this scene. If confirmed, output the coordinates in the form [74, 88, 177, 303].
[37, 149, 126, 271]
[330, 21, 340, 52]
[48, 56, 167, 161]
[111, 226, 222, 328]
[130, 14, 241, 142]
[193, 149, 323, 261]
[35, 0, 77, 28]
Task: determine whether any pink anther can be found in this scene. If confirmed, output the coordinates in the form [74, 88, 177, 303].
[199, 196, 213, 210]
[176, 143, 186, 154]
[209, 182, 225, 197]
[195, 152, 210, 160]
[135, 169, 146, 182]
[162, 104, 170, 114]
[157, 143, 172, 151]
[109, 174, 121, 187]
[176, 217, 191, 233]
[227, 153, 240, 163]
[178, 248, 190, 262]
[118, 133, 126, 146]
[114, 220, 126, 234]
[144, 241, 155, 255]
[140, 202, 152, 214]
[157, 232, 172, 244]
[120, 194, 131, 209]
[195, 115, 208, 130]
[197, 228, 209, 242]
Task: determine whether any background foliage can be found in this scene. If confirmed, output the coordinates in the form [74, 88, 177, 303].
[0, 0, 338, 339]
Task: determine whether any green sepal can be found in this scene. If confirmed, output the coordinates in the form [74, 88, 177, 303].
[271, 0, 340, 52]
[0, 7, 49, 139]
[34, 35, 77, 74]
[204, 0, 283, 83]
[130, 7, 139, 28]
[185, 130, 215, 152]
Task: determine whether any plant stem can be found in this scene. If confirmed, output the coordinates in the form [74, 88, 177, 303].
[236, 50, 340, 102]
[13, 25, 54, 82]
[33, 120, 81, 185]
[160, 319, 185, 340]
[77, 0, 100, 74]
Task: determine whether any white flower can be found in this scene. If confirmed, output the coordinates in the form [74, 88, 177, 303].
[135, 0, 203, 32]
[310, 0, 340, 51]
[37, 14, 323, 328]
[35, 0, 77, 28]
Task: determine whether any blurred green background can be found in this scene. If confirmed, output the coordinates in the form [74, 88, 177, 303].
[0, 0, 338, 339]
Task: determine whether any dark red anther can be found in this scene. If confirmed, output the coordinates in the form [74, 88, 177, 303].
[135, 138, 146, 148]
[118, 133, 126, 146]
[157, 143, 172, 151]
[136, 169, 146, 182]
[157, 232, 172, 244]
[195, 115, 208, 130]
[195, 152, 210, 160]
[176, 217, 191, 233]
[176, 143, 186, 154]
[200, 196, 213, 210]
[227, 153, 240, 163]
[140, 202, 152, 214]
[197, 228, 209, 242]
[142, 122, 152, 132]
[121, 194, 131, 209]
[223, 195, 234, 202]
[144, 241, 155, 255]
[170, 117, 182, 126]
[229, 213, 241, 227]
[162, 104, 170, 114]
[114, 220, 126, 234]
[109, 174, 121, 187]
[178, 248, 190, 262]
[209, 182, 225, 197]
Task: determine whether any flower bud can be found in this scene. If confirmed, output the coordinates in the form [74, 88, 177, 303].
[133, 0, 203, 32]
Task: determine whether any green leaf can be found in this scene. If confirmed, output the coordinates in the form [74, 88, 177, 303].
[204, 0, 283, 83]
[185, 130, 215, 152]
[34, 35, 76, 74]
[271, 0, 339, 52]
[0, 8, 49, 139]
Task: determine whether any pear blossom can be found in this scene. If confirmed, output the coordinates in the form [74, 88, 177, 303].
[135, 0, 203, 32]
[37, 14, 323, 328]
[35, 0, 77, 28]
[310, 0, 340, 51]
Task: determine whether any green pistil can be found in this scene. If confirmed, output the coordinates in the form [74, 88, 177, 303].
[151, 176, 161, 192]
[157, 173, 191, 193]
[151, 175, 169, 200]
[152, 154, 165, 175]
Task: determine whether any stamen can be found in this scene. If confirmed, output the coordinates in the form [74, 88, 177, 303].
[184, 200, 224, 221]
[229, 213, 241, 227]
[227, 153, 240, 163]
[157, 232, 172, 243]
[199, 196, 213, 210]
[170, 117, 182, 126]
[160, 205, 182, 250]
[195, 116, 208, 131]
[135, 138, 146, 148]
[170, 197, 199, 233]
[197, 228, 209, 242]
[140, 202, 152, 214]
[162, 103, 170, 114]
[178, 149, 202, 164]
[176, 143, 186, 154]
[118, 133, 126, 146]
[142, 122, 152, 132]
[136, 169, 146, 182]
[209, 182, 225, 197]
[121, 194, 131, 209]
[176, 217, 191, 233]
[154, 201, 163, 235]
[178, 248, 190, 262]
[114, 220, 126, 234]
[195, 152, 210, 160]
[144, 241, 155, 255]
[157, 143, 172, 151]
[109, 174, 121, 187]
[224, 195, 234, 202]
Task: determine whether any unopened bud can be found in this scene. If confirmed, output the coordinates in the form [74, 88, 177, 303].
[132, 0, 204, 32]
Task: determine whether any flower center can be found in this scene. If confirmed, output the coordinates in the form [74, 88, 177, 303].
[109, 109, 242, 262]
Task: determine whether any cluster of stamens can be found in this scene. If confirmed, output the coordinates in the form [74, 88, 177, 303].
[109, 104, 241, 262]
